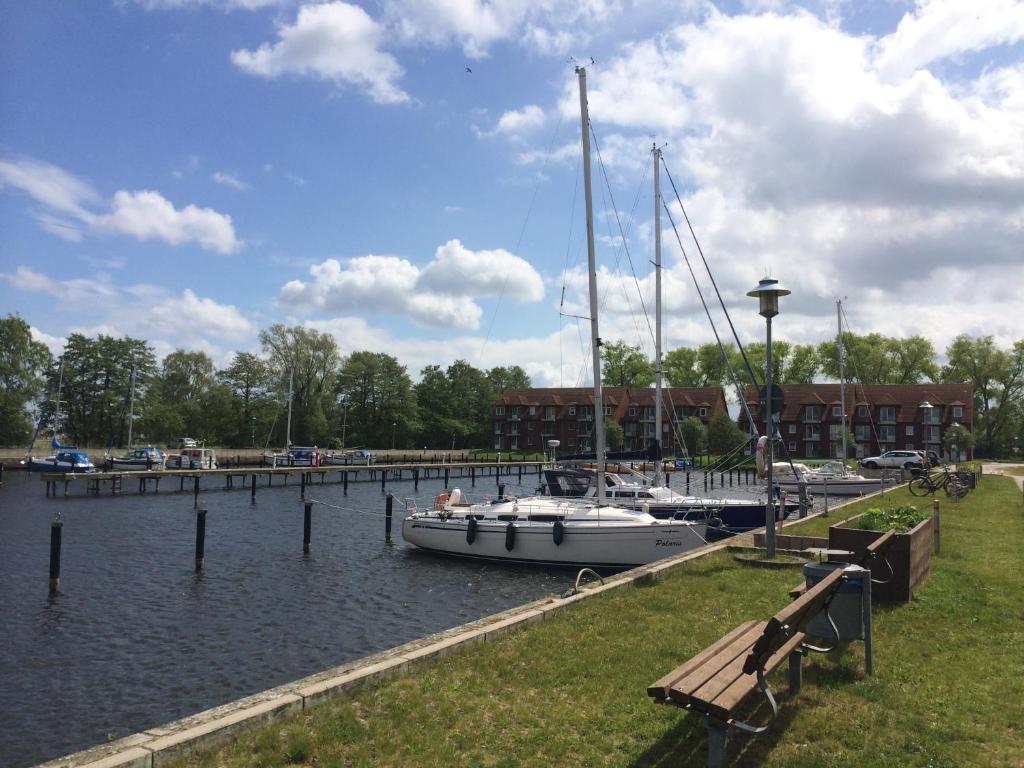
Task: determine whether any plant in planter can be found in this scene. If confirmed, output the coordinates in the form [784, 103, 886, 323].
[829, 504, 933, 601]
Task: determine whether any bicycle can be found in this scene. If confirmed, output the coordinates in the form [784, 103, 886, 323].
[908, 465, 969, 498]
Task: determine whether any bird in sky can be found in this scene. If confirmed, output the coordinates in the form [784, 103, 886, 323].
[465, 66, 472, 73]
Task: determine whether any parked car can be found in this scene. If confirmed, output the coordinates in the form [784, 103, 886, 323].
[916, 450, 941, 467]
[859, 450, 925, 469]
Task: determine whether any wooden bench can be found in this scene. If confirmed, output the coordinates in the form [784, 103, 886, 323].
[647, 566, 865, 767]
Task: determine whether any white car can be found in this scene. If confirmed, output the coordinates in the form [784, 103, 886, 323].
[859, 450, 925, 469]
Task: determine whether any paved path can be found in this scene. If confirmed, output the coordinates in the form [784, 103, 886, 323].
[982, 462, 1024, 492]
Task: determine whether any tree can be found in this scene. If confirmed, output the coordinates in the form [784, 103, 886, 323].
[218, 352, 275, 446]
[943, 335, 1024, 456]
[486, 365, 531, 395]
[601, 341, 654, 387]
[677, 416, 707, 457]
[819, 333, 938, 385]
[260, 325, 341, 446]
[337, 351, 418, 449]
[605, 420, 624, 451]
[0, 315, 52, 444]
[54, 334, 156, 446]
[155, 350, 219, 441]
[706, 411, 748, 455]
[664, 347, 700, 387]
[943, 423, 975, 461]
[785, 344, 821, 383]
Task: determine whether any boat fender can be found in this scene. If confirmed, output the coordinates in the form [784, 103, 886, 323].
[709, 516, 723, 528]
[553, 519, 564, 546]
[434, 492, 449, 511]
[466, 516, 478, 545]
[505, 522, 516, 552]
[755, 435, 769, 479]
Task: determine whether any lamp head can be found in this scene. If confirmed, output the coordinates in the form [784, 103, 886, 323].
[746, 276, 791, 319]
[919, 400, 933, 409]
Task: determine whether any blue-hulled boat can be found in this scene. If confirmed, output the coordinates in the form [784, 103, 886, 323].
[24, 443, 97, 473]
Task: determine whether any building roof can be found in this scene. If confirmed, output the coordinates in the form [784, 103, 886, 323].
[742, 383, 974, 423]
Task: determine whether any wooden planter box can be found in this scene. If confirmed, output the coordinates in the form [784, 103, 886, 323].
[828, 515, 933, 602]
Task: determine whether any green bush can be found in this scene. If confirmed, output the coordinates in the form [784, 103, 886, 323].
[855, 504, 929, 532]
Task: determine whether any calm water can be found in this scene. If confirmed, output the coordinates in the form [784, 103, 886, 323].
[0, 466, 813, 767]
[0, 469, 571, 768]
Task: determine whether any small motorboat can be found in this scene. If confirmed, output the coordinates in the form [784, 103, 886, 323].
[105, 446, 166, 471]
[24, 449, 97, 473]
[165, 447, 218, 469]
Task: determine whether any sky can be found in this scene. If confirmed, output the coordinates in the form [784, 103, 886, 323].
[2, 0, 1023, 387]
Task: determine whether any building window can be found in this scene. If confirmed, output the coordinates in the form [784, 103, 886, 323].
[829, 424, 843, 439]
[568, 406, 576, 416]
[857, 405, 868, 417]
[879, 425, 896, 443]
[494, 437, 501, 449]
[804, 425, 820, 440]
[495, 406, 504, 415]
[905, 443, 915, 451]
[922, 406, 940, 425]
[628, 407, 636, 416]
[788, 424, 796, 434]
[879, 406, 896, 423]
[569, 422, 576, 432]
[528, 406, 536, 416]
[527, 436, 534, 446]
[855, 425, 871, 441]
[510, 406, 520, 419]
[805, 405, 821, 422]
[528, 422, 534, 431]
[926, 426, 940, 443]
[494, 423, 502, 434]
[788, 442, 796, 452]
[905, 425, 913, 436]
[604, 405, 613, 416]
[832, 406, 842, 417]
[698, 407, 708, 417]
[952, 406, 963, 418]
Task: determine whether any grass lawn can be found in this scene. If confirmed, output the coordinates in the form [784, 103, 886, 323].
[172, 477, 1024, 767]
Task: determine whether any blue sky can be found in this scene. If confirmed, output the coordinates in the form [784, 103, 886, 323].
[2, 0, 1023, 386]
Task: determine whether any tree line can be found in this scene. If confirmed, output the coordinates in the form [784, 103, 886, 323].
[2, 314, 1022, 457]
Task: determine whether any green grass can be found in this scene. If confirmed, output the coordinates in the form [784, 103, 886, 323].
[171, 477, 1024, 767]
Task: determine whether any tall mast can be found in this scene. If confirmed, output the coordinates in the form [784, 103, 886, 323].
[837, 299, 847, 464]
[577, 66, 606, 502]
[285, 366, 294, 448]
[127, 359, 136, 449]
[653, 143, 663, 486]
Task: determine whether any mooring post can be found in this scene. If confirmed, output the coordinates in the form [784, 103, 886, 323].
[703, 473, 707, 492]
[932, 498, 940, 554]
[414, 467, 419, 491]
[251, 474, 257, 503]
[48, 519, 63, 596]
[301, 471, 307, 500]
[711, 472, 714, 489]
[385, 493, 393, 543]
[471, 466, 476, 487]
[343, 470, 348, 494]
[0, 462, 5, 485]
[498, 483, 505, 500]
[444, 466, 449, 487]
[303, 501, 312, 553]
[193, 475, 200, 508]
[195, 507, 206, 572]
[518, 464, 522, 482]
[381, 468, 386, 492]
[686, 471, 690, 493]
[798, 481, 809, 518]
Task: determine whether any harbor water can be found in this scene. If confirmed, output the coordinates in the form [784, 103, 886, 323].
[0, 467, 816, 767]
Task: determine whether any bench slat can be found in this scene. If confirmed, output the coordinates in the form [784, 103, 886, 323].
[767, 567, 843, 631]
[665, 623, 766, 703]
[706, 631, 806, 720]
[646, 620, 760, 700]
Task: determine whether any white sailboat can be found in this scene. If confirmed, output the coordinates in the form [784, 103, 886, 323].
[106, 360, 167, 470]
[402, 68, 707, 568]
[264, 367, 297, 466]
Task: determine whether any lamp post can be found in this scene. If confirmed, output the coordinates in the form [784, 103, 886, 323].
[391, 421, 397, 451]
[950, 420, 961, 465]
[919, 399, 933, 467]
[747, 276, 791, 559]
[250, 416, 256, 448]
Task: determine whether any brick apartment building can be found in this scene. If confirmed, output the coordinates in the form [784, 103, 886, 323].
[741, 383, 974, 460]
[492, 387, 728, 454]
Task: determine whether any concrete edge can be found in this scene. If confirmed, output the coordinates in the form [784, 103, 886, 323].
[36, 489, 885, 768]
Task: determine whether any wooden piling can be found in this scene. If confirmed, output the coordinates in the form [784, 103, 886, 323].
[251, 474, 257, 503]
[385, 493, 393, 543]
[444, 467, 449, 487]
[48, 520, 62, 595]
[301, 471, 307, 500]
[194, 508, 206, 572]
[471, 466, 476, 487]
[303, 501, 312, 554]
[686, 471, 690, 493]
[381, 469, 386, 492]
[414, 468, 419, 491]
[343, 470, 348, 494]
[193, 475, 200, 508]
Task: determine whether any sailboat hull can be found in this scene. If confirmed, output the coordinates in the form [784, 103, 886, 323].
[402, 515, 707, 568]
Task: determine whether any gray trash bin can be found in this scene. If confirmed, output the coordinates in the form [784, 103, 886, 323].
[803, 563, 870, 642]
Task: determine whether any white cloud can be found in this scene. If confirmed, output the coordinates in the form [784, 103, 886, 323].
[280, 239, 544, 329]
[873, 0, 1024, 79]
[29, 327, 67, 355]
[211, 171, 250, 190]
[491, 105, 545, 136]
[3, 266, 119, 303]
[231, 2, 410, 105]
[146, 289, 254, 340]
[417, 239, 544, 301]
[93, 190, 241, 253]
[131, 0, 283, 9]
[0, 156, 241, 253]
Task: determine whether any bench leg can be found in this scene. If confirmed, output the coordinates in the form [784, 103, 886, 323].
[705, 717, 728, 768]
[789, 649, 803, 695]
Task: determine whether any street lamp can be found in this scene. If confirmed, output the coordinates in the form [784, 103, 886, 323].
[919, 400, 933, 463]
[391, 421, 397, 451]
[950, 420, 961, 464]
[250, 416, 256, 448]
[747, 275, 791, 560]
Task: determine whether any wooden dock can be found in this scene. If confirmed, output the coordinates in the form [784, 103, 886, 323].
[39, 462, 547, 499]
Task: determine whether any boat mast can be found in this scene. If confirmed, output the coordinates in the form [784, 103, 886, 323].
[837, 299, 847, 464]
[577, 66, 606, 502]
[653, 143, 663, 487]
[127, 358, 136, 449]
[285, 366, 294, 448]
